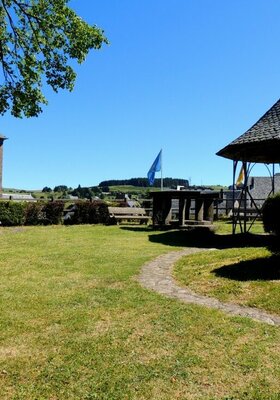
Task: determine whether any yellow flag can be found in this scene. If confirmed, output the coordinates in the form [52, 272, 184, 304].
[236, 166, 245, 186]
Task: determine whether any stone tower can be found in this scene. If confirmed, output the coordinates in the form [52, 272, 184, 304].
[0, 134, 7, 194]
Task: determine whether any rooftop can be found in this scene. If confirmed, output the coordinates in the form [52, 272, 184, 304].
[217, 99, 280, 163]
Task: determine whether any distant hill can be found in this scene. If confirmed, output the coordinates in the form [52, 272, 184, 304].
[99, 177, 189, 188]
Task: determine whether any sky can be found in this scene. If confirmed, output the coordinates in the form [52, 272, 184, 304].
[1, 0, 280, 190]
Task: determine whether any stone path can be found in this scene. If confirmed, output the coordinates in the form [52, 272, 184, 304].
[138, 248, 280, 326]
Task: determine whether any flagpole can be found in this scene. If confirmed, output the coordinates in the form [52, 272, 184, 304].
[161, 149, 163, 191]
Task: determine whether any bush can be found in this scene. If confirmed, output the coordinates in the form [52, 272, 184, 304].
[25, 202, 45, 225]
[24, 201, 64, 225]
[98, 202, 110, 224]
[263, 194, 280, 254]
[0, 200, 109, 227]
[43, 201, 64, 225]
[0, 202, 26, 226]
[262, 193, 280, 236]
[64, 201, 109, 225]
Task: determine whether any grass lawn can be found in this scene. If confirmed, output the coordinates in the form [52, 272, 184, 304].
[173, 221, 280, 315]
[0, 224, 280, 400]
[174, 247, 280, 314]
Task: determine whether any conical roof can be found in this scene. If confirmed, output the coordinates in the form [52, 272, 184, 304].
[217, 99, 280, 163]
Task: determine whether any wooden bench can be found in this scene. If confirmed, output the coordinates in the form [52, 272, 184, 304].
[108, 207, 150, 224]
[233, 207, 262, 220]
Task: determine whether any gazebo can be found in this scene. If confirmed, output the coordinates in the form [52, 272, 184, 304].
[217, 98, 280, 233]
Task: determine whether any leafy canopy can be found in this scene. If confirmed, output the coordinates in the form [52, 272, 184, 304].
[0, 0, 108, 117]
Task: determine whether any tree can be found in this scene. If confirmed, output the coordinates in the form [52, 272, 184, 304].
[0, 0, 108, 117]
[71, 185, 94, 199]
[53, 184, 68, 192]
[42, 186, 52, 192]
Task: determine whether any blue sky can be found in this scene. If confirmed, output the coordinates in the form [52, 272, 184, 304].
[1, 0, 280, 190]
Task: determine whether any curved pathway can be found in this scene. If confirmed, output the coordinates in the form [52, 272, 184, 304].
[138, 248, 280, 326]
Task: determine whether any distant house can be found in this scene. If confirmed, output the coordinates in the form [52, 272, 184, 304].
[217, 175, 280, 216]
[247, 174, 280, 207]
[1, 193, 36, 201]
[68, 195, 79, 201]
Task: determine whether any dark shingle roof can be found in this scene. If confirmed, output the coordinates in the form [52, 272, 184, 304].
[217, 99, 280, 163]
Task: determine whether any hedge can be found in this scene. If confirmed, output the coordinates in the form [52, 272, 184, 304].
[0, 201, 65, 226]
[24, 201, 64, 225]
[262, 193, 280, 236]
[0, 202, 26, 226]
[0, 200, 109, 226]
[64, 201, 110, 225]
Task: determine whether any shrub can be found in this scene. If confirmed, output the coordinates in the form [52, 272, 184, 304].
[25, 202, 45, 225]
[24, 201, 64, 225]
[0, 200, 109, 227]
[97, 202, 110, 224]
[0, 202, 26, 226]
[43, 201, 65, 225]
[262, 193, 280, 236]
[64, 201, 109, 225]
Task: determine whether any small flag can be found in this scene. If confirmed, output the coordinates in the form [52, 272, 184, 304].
[236, 165, 245, 186]
[147, 150, 162, 185]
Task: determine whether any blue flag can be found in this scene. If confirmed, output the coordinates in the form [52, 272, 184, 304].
[147, 150, 162, 185]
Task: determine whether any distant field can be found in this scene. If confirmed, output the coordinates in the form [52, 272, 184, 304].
[109, 185, 159, 194]
[3, 184, 227, 197]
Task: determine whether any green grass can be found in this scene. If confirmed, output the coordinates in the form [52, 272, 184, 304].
[108, 185, 159, 195]
[174, 247, 280, 314]
[213, 219, 265, 235]
[174, 221, 280, 316]
[0, 225, 280, 400]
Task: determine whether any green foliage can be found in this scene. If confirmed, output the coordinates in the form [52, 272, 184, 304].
[65, 200, 109, 225]
[0, 199, 110, 226]
[262, 193, 280, 254]
[0, 201, 26, 225]
[98, 202, 110, 223]
[53, 185, 68, 193]
[42, 186, 52, 192]
[0, 0, 108, 117]
[24, 200, 64, 225]
[262, 193, 280, 236]
[25, 201, 44, 225]
[99, 177, 189, 188]
[71, 185, 102, 199]
[43, 200, 64, 224]
[100, 185, 110, 192]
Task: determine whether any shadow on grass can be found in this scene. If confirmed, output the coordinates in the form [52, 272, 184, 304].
[146, 228, 275, 250]
[212, 255, 280, 281]
[121, 226, 280, 281]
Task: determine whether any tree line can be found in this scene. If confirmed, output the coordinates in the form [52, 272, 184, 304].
[98, 178, 189, 188]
